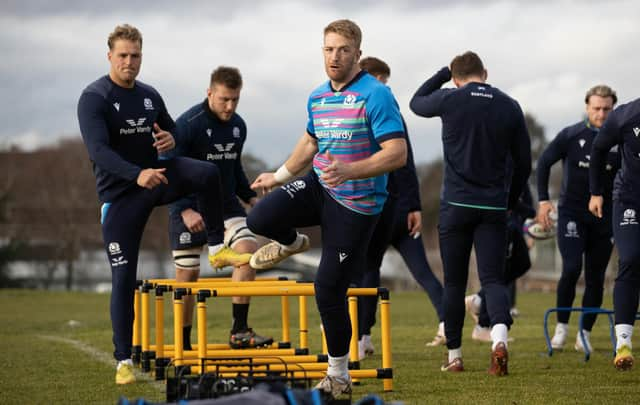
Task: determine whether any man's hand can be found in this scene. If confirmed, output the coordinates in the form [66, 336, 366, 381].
[407, 211, 422, 238]
[153, 123, 175, 152]
[137, 168, 168, 189]
[251, 172, 279, 195]
[181, 208, 205, 233]
[536, 200, 556, 230]
[589, 195, 604, 218]
[247, 197, 258, 207]
[320, 152, 352, 188]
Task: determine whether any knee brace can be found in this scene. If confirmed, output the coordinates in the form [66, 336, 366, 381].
[224, 217, 257, 249]
[172, 247, 202, 271]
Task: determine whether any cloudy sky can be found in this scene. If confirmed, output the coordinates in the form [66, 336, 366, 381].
[2, 0, 638, 167]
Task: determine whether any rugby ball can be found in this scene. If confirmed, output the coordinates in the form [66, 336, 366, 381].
[524, 218, 556, 240]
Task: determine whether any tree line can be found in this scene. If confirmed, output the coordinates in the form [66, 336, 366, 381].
[0, 113, 551, 289]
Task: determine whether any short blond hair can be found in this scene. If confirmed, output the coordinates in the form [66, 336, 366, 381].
[324, 19, 362, 49]
[108, 24, 143, 50]
[585, 85, 617, 105]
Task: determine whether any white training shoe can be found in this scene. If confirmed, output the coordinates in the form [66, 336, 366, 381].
[249, 235, 310, 270]
[471, 325, 492, 342]
[465, 294, 481, 323]
[358, 335, 374, 360]
[314, 375, 352, 399]
[574, 330, 593, 353]
[551, 323, 568, 350]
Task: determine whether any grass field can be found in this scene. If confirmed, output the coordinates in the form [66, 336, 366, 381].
[1, 288, 638, 404]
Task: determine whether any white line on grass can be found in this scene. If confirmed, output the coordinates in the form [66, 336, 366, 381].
[39, 335, 164, 392]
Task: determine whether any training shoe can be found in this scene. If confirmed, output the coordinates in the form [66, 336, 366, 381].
[250, 235, 310, 270]
[426, 333, 446, 347]
[440, 357, 464, 372]
[208, 246, 253, 269]
[614, 345, 634, 371]
[465, 294, 481, 324]
[472, 325, 492, 342]
[574, 330, 593, 353]
[358, 335, 375, 359]
[115, 360, 136, 385]
[488, 342, 508, 376]
[550, 324, 568, 350]
[314, 375, 352, 399]
[229, 328, 274, 349]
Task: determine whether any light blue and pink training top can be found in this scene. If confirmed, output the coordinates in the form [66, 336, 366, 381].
[306, 71, 405, 215]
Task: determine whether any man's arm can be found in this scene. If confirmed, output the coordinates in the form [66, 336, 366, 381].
[535, 130, 567, 227]
[321, 137, 407, 187]
[507, 107, 532, 210]
[409, 67, 452, 118]
[235, 142, 258, 204]
[77, 91, 142, 181]
[250, 132, 318, 193]
[589, 112, 621, 218]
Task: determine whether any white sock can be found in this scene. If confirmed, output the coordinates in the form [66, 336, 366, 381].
[555, 322, 568, 334]
[616, 324, 634, 350]
[438, 321, 445, 337]
[490, 323, 508, 350]
[283, 233, 304, 252]
[327, 353, 350, 379]
[448, 348, 462, 362]
[117, 359, 133, 370]
[361, 334, 371, 345]
[208, 243, 224, 256]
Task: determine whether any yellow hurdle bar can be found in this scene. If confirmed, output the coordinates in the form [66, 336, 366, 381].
[155, 288, 165, 361]
[132, 288, 141, 364]
[380, 293, 393, 391]
[281, 296, 290, 343]
[157, 348, 304, 358]
[348, 296, 359, 365]
[299, 296, 308, 350]
[173, 290, 185, 367]
[179, 355, 326, 366]
[197, 292, 208, 375]
[185, 285, 379, 297]
[211, 369, 384, 380]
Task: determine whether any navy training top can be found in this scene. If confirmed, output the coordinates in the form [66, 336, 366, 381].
[77, 75, 175, 202]
[590, 98, 640, 204]
[168, 100, 256, 219]
[409, 67, 531, 210]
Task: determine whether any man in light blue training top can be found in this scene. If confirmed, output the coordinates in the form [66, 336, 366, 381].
[246, 19, 407, 399]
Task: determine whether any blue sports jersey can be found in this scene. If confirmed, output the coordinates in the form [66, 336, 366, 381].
[78, 75, 175, 202]
[590, 98, 640, 203]
[168, 100, 255, 220]
[410, 67, 531, 210]
[306, 71, 405, 215]
[538, 120, 620, 212]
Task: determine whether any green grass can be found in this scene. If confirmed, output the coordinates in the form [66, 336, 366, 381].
[0, 289, 638, 404]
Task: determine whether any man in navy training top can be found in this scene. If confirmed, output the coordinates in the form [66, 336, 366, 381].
[77, 24, 251, 385]
[169, 66, 272, 350]
[410, 51, 531, 375]
[537, 85, 619, 353]
[246, 19, 407, 399]
[589, 96, 640, 371]
[355, 56, 445, 360]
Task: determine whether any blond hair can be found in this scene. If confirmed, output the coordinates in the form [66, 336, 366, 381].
[324, 19, 362, 49]
[585, 85, 617, 105]
[108, 24, 143, 50]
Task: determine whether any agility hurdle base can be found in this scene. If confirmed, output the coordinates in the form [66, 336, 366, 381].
[132, 278, 394, 393]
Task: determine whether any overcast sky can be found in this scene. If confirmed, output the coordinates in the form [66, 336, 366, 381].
[2, 0, 638, 167]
